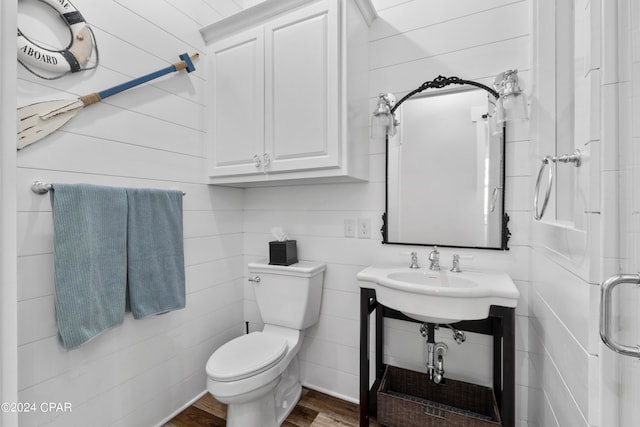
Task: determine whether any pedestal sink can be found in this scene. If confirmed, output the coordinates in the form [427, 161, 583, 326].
[357, 265, 519, 324]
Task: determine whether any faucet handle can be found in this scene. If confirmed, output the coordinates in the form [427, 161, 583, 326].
[450, 254, 461, 272]
[402, 251, 420, 269]
[450, 254, 473, 273]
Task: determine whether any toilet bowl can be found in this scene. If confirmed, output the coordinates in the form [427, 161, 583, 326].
[205, 260, 325, 427]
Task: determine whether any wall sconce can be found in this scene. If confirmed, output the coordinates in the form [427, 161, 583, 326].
[371, 93, 397, 138]
[493, 69, 528, 124]
[371, 70, 528, 138]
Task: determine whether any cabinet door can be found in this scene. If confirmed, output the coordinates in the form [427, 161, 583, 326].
[208, 28, 265, 177]
[264, 0, 340, 173]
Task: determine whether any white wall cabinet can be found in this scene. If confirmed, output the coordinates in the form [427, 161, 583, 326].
[208, 27, 266, 178]
[201, 0, 375, 186]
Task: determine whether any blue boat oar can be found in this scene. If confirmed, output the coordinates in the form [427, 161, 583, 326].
[17, 52, 198, 150]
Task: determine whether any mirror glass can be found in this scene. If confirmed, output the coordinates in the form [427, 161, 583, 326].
[384, 87, 508, 249]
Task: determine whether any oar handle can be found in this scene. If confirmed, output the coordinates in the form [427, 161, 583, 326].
[82, 53, 199, 106]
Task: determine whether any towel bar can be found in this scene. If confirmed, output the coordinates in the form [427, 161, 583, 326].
[31, 181, 186, 196]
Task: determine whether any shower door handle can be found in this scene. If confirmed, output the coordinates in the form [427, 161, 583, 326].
[599, 273, 640, 358]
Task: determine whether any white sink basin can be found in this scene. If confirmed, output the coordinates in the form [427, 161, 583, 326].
[357, 265, 519, 324]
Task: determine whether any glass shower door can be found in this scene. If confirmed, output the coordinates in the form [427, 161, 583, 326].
[607, 0, 640, 422]
[597, 1, 640, 424]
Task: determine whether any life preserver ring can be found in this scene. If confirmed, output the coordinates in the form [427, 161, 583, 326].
[17, 0, 94, 74]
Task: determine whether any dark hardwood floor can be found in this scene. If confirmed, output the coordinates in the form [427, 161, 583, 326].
[163, 387, 381, 427]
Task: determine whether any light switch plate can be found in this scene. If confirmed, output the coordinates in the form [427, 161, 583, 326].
[344, 219, 356, 237]
[357, 218, 371, 238]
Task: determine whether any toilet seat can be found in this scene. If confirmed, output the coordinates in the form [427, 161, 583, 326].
[206, 332, 288, 382]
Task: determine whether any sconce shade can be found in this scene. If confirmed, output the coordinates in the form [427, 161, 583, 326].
[371, 113, 390, 139]
[371, 93, 397, 138]
[496, 91, 528, 124]
[494, 69, 528, 123]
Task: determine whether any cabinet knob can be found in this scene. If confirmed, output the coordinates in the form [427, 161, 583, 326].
[263, 153, 271, 167]
[253, 154, 262, 168]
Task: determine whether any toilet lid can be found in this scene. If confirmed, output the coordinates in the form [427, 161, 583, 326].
[206, 332, 288, 382]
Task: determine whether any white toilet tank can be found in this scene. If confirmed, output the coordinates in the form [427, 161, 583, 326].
[248, 260, 325, 329]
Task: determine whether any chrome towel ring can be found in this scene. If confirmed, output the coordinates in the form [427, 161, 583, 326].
[533, 149, 582, 221]
[534, 156, 554, 220]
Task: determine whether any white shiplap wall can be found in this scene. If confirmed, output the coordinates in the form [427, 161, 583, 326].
[620, 0, 640, 425]
[527, 1, 613, 426]
[1, 1, 19, 426]
[15, 1, 245, 426]
[243, 1, 533, 425]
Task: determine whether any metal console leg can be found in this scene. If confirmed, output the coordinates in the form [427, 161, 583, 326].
[359, 288, 371, 426]
[502, 308, 516, 427]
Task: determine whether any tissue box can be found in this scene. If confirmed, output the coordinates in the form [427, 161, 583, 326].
[269, 240, 298, 266]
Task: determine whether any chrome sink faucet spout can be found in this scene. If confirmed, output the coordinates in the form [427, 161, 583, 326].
[428, 246, 440, 271]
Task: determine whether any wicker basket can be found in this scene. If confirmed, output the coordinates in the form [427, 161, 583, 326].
[377, 366, 502, 427]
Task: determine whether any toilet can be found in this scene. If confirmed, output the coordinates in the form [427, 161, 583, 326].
[206, 260, 326, 427]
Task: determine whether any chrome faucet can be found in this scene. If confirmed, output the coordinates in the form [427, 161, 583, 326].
[428, 246, 440, 271]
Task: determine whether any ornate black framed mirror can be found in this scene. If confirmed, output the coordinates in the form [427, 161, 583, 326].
[380, 76, 510, 250]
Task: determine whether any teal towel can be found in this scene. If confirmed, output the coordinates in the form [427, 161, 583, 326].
[50, 184, 128, 349]
[126, 188, 185, 319]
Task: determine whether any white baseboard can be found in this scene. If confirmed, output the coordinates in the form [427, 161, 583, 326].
[300, 381, 358, 405]
[153, 389, 208, 427]
[154, 382, 358, 427]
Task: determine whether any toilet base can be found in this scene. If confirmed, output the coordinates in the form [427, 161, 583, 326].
[225, 381, 302, 427]
[227, 389, 277, 427]
[275, 381, 301, 425]
[223, 357, 303, 427]
[274, 356, 301, 424]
